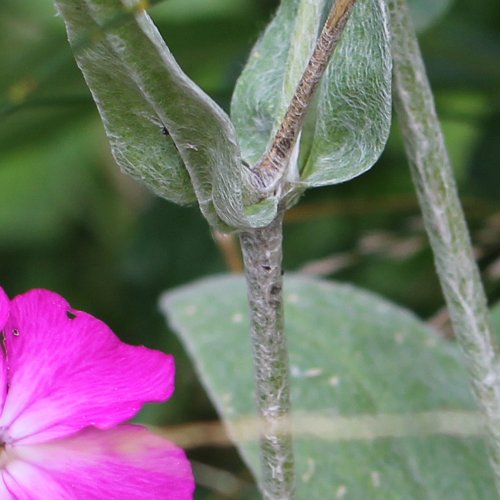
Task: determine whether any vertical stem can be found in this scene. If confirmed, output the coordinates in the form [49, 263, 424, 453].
[239, 211, 295, 500]
[389, 0, 500, 489]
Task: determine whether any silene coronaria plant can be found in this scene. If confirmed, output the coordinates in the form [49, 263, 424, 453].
[0, 287, 194, 498]
[24, 0, 500, 497]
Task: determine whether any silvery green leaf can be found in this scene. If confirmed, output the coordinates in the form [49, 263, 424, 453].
[230, 0, 326, 166]
[231, 0, 391, 192]
[298, 0, 392, 187]
[55, 0, 277, 229]
[161, 274, 496, 498]
[55, 0, 193, 206]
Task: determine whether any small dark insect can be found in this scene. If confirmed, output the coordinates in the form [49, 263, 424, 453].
[161, 126, 170, 137]
[66, 310, 77, 320]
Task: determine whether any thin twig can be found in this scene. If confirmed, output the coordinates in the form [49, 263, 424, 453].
[252, 0, 358, 192]
[389, 0, 500, 491]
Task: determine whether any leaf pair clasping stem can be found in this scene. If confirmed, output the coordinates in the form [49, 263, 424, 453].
[249, 0, 358, 196]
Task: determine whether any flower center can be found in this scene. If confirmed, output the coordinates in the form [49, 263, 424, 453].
[0, 429, 13, 468]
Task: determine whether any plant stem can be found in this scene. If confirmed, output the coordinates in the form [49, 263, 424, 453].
[236, 4, 360, 495]
[253, 0, 357, 191]
[239, 211, 294, 499]
[389, 0, 500, 489]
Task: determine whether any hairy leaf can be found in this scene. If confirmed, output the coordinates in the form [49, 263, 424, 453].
[162, 275, 495, 498]
[230, 0, 326, 166]
[55, 0, 193, 206]
[55, 0, 276, 229]
[231, 0, 391, 190]
[299, 0, 392, 186]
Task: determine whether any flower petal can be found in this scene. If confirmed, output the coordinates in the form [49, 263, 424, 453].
[4, 425, 194, 499]
[0, 287, 10, 412]
[0, 474, 11, 498]
[0, 289, 175, 443]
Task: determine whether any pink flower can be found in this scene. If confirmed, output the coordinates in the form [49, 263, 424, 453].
[0, 287, 194, 499]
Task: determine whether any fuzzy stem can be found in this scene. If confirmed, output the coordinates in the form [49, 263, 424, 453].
[389, 0, 500, 489]
[239, 211, 294, 499]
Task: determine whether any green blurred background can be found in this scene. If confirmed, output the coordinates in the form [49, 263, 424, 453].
[1, 0, 499, 497]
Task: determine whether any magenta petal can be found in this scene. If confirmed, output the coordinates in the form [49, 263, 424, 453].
[3, 461, 66, 499]
[0, 287, 9, 410]
[4, 425, 194, 499]
[0, 289, 175, 443]
[0, 473, 11, 498]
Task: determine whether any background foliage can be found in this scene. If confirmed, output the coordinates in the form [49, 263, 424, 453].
[1, 0, 500, 497]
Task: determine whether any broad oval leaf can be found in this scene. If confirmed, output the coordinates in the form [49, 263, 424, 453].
[55, 0, 277, 229]
[55, 0, 194, 207]
[161, 275, 496, 498]
[230, 0, 326, 166]
[299, 0, 392, 186]
[231, 0, 392, 190]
